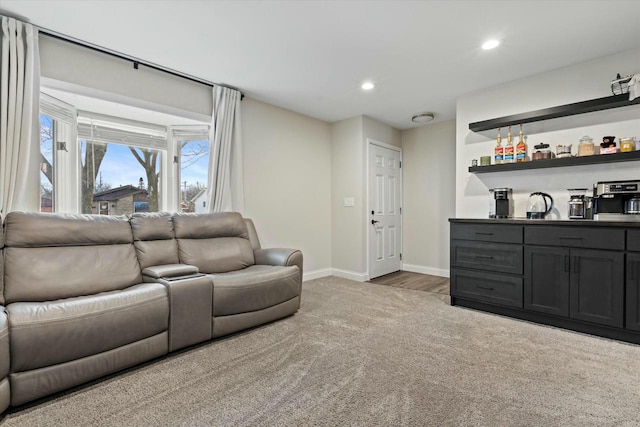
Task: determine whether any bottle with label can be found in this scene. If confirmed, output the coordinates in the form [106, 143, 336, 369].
[516, 124, 527, 162]
[504, 126, 514, 162]
[494, 128, 504, 164]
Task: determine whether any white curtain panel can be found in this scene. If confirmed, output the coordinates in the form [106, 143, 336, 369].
[207, 85, 244, 213]
[0, 16, 40, 214]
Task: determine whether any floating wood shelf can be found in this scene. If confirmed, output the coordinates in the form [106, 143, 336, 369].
[469, 150, 640, 173]
[469, 94, 640, 132]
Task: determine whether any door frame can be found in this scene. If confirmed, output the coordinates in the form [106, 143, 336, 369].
[365, 138, 403, 281]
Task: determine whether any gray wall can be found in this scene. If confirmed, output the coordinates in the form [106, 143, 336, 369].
[401, 120, 456, 276]
[456, 48, 640, 219]
[242, 98, 332, 278]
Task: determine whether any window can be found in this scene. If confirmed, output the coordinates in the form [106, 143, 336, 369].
[38, 91, 211, 215]
[39, 94, 77, 213]
[78, 114, 166, 215]
[174, 127, 210, 213]
[39, 114, 55, 212]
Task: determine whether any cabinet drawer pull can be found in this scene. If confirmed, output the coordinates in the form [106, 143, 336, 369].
[559, 236, 583, 240]
[476, 285, 494, 291]
[475, 232, 494, 236]
[474, 255, 494, 259]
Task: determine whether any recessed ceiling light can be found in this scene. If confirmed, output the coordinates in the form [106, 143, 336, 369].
[411, 112, 435, 123]
[482, 39, 500, 50]
[361, 82, 375, 90]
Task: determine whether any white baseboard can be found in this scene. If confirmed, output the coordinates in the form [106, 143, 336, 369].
[402, 264, 450, 278]
[303, 268, 332, 282]
[331, 268, 368, 282]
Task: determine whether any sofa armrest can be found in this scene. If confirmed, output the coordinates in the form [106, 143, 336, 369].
[254, 248, 303, 276]
[142, 264, 199, 280]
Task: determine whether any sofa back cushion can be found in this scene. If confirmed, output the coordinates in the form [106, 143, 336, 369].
[3, 212, 142, 303]
[173, 212, 254, 273]
[130, 212, 179, 269]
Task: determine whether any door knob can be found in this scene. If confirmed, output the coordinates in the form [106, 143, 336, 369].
[371, 219, 379, 225]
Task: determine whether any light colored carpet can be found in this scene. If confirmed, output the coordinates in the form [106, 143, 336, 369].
[3, 276, 640, 426]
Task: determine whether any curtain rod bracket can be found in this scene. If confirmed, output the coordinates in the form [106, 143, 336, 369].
[133, 61, 139, 70]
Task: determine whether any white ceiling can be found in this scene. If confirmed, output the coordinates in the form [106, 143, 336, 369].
[1, 0, 639, 130]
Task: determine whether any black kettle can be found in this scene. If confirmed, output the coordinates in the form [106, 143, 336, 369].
[527, 192, 554, 219]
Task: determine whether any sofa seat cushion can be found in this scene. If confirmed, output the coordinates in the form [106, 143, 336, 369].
[211, 265, 300, 316]
[7, 283, 169, 372]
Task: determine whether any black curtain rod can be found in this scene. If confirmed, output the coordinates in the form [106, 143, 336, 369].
[38, 28, 244, 100]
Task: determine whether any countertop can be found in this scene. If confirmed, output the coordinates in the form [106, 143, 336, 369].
[449, 217, 640, 227]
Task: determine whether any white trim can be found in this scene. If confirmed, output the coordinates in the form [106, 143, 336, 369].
[367, 138, 402, 152]
[303, 268, 333, 282]
[365, 138, 403, 280]
[332, 268, 369, 282]
[402, 263, 450, 278]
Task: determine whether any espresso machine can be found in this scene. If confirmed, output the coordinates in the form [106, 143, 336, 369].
[489, 188, 514, 219]
[593, 180, 640, 221]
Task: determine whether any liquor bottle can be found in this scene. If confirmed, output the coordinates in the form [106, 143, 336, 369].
[516, 124, 527, 162]
[504, 126, 514, 163]
[494, 128, 504, 164]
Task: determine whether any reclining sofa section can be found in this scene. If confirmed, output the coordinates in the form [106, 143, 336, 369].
[0, 211, 303, 409]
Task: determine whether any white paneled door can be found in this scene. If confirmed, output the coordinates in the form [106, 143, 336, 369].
[368, 142, 402, 279]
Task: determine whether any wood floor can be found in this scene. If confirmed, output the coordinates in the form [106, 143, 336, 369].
[368, 270, 449, 294]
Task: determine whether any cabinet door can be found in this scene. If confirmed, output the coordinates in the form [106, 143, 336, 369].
[524, 246, 570, 316]
[569, 249, 624, 328]
[626, 253, 640, 332]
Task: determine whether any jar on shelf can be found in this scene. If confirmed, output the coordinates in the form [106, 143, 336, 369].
[556, 144, 573, 158]
[620, 137, 634, 153]
[577, 135, 595, 156]
[532, 143, 553, 160]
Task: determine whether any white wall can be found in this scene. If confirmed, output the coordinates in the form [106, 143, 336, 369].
[401, 120, 456, 277]
[329, 115, 402, 280]
[242, 98, 332, 279]
[39, 34, 212, 121]
[330, 116, 365, 277]
[456, 48, 640, 219]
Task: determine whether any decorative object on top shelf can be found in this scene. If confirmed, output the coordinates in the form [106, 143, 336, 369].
[468, 94, 640, 132]
[629, 74, 640, 101]
[611, 73, 632, 95]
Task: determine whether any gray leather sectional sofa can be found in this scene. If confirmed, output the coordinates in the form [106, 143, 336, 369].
[0, 211, 302, 412]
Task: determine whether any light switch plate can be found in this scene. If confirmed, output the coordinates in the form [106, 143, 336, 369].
[343, 197, 355, 207]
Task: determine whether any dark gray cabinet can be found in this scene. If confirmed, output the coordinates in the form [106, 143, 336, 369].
[450, 219, 638, 344]
[450, 223, 524, 309]
[569, 249, 624, 328]
[525, 246, 624, 327]
[627, 253, 640, 332]
[524, 246, 569, 316]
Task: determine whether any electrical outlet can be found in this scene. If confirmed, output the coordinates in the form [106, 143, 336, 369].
[343, 197, 355, 207]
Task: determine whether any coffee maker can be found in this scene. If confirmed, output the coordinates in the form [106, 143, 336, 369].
[489, 188, 513, 219]
[593, 180, 640, 221]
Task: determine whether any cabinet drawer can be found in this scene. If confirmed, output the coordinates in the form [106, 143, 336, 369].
[524, 226, 624, 250]
[628, 230, 640, 252]
[451, 268, 523, 308]
[450, 223, 522, 244]
[451, 240, 523, 274]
